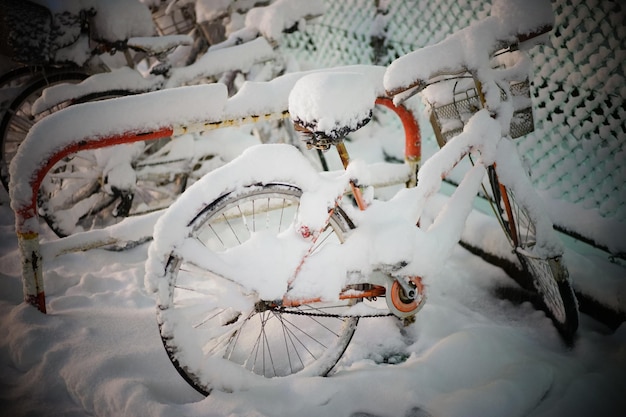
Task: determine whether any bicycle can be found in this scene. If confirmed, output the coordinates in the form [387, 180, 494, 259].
[144, 1, 579, 396]
[0, 0, 193, 192]
[0, 0, 268, 231]
[29, 0, 323, 238]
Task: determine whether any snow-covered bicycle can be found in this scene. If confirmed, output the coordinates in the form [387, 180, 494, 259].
[0, 0, 170, 190]
[13, 0, 322, 238]
[145, 0, 578, 395]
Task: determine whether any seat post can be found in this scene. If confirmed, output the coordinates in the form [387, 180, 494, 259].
[335, 141, 351, 169]
[335, 142, 368, 211]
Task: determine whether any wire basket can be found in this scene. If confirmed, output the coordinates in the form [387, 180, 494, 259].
[152, 2, 196, 36]
[428, 77, 534, 146]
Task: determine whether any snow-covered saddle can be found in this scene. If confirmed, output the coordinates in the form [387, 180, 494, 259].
[288, 71, 377, 150]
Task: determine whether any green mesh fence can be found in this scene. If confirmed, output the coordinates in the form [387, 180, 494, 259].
[283, 0, 625, 252]
[522, 0, 625, 224]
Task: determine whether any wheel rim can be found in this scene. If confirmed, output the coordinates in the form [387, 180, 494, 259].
[519, 256, 567, 323]
[496, 182, 578, 339]
[158, 184, 359, 394]
[1, 71, 88, 190]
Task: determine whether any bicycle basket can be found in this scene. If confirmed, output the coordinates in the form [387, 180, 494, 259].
[152, 2, 196, 36]
[0, 0, 52, 65]
[428, 76, 534, 146]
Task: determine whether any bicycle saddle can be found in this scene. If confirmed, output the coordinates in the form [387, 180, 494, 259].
[289, 71, 376, 150]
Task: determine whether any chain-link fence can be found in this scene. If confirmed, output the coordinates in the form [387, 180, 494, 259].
[283, 0, 625, 254]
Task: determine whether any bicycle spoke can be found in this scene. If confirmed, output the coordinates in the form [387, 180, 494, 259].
[192, 307, 229, 329]
[495, 179, 578, 342]
[260, 314, 278, 376]
[223, 212, 243, 245]
[278, 314, 303, 374]
[46, 170, 101, 181]
[8, 111, 34, 133]
[238, 205, 251, 234]
[274, 313, 308, 373]
[275, 312, 331, 349]
[157, 183, 359, 392]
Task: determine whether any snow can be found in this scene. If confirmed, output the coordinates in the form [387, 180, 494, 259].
[1, 187, 625, 416]
[243, 0, 325, 42]
[2, 0, 625, 415]
[33, 0, 156, 41]
[32, 37, 276, 114]
[288, 71, 377, 136]
[489, 0, 554, 35]
[163, 37, 276, 88]
[127, 34, 193, 54]
[9, 83, 229, 219]
[383, 0, 553, 99]
[194, 0, 233, 22]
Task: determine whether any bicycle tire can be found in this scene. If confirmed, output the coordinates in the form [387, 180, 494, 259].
[0, 66, 41, 115]
[0, 65, 74, 86]
[489, 167, 579, 344]
[156, 182, 360, 395]
[0, 69, 89, 190]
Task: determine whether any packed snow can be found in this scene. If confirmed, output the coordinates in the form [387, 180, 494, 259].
[1, 184, 625, 416]
[2, 0, 625, 416]
[32, 37, 276, 113]
[32, 0, 155, 46]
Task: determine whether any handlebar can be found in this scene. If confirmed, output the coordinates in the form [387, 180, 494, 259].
[384, 8, 553, 100]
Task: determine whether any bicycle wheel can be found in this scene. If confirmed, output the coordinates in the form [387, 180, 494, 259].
[36, 89, 189, 237]
[157, 183, 360, 395]
[489, 167, 579, 343]
[0, 65, 41, 117]
[0, 69, 88, 190]
[39, 135, 185, 237]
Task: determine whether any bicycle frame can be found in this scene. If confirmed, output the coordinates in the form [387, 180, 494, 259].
[8, 1, 579, 397]
[26, 2, 323, 231]
[267, 21, 563, 312]
[145, 1, 577, 393]
[31, 37, 275, 115]
[9, 63, 419, 313]
[272, 112, 493, 308]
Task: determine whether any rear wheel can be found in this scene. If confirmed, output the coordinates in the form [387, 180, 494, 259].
[0, 66, 78, 112]
[0, 69, 88, 190]
[157, 183, 360, 395]
[0, 65, 42, 117]
[489, 167, 578, 344]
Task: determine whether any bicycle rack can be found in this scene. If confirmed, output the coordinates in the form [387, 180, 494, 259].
[9, 67, 421, 314]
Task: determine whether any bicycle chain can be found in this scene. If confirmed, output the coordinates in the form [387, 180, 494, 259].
[273, 306, 394, 319]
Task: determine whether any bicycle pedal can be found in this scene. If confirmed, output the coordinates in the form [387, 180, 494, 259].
[112, 191, 134, 217]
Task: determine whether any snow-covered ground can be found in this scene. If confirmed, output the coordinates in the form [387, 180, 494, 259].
[2, 0, 624, 415]
[1, 183, 625, 417]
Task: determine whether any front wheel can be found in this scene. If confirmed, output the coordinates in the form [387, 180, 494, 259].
[517, 252, 578, 342]
[156, 183, 360, 395]
[490, 168, 579, 344]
